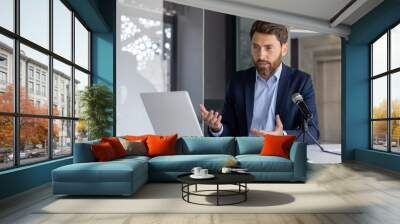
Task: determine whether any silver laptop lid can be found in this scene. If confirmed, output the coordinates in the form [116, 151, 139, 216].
[140, 91, 203, 137]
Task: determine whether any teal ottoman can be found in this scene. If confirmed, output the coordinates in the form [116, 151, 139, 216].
[52, 156, 148, 196]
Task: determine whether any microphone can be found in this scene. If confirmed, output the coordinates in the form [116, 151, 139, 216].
[291, 93, 313, 120]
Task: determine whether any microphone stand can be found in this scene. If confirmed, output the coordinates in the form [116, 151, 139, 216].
[299, 117, 341, 156]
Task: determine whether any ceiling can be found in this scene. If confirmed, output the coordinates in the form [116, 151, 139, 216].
[226, 0, 353, 23]
[167, 0, 384, 37]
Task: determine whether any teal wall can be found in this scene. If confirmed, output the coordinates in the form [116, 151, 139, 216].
[91, 32, 115, 135]
[343, 0, 400, 171]
[0, 0, 115, 200]
[0, 158, 72, 199]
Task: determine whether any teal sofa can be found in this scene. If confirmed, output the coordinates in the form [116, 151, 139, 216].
[52, 137, 306, 196]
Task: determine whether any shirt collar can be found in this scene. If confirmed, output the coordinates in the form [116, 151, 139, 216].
[256, 63, 283, 82]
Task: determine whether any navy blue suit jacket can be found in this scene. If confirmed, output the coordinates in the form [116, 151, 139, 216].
[215, 64, 319, 144]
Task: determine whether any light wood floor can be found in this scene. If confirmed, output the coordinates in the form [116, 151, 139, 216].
[1, 161, 400, 224]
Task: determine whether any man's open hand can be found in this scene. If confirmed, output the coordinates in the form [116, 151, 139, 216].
[199, 104, 222, 132]
[251, 114, 284, 136]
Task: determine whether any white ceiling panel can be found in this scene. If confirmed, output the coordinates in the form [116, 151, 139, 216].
[166, 0, 384, 37]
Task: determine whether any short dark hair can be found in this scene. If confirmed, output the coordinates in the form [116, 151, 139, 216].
[249, 21, 288, 45]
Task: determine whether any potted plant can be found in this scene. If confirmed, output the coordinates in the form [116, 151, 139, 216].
[79, 84, 113, 140]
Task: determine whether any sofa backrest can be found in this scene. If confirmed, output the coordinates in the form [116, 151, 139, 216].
[73, 139, 100, 163]
[235, 137, 263, 155]
[177, 137, 236, 155]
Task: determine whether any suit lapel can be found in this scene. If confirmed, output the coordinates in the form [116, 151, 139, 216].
[276, 64, 290, 115]
[245, 67, 256, 133]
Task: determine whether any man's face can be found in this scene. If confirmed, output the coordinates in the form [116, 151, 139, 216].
[251, 32, 288, 79]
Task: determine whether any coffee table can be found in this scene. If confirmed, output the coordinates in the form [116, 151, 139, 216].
[177, 172, 255, 206]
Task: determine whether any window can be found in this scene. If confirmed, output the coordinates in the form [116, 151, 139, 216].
[28, 81, 34, 94]
[371, 23, 400, 154]
[53, 119, 72, 158]
[35, 70, 41, 81]
[74, 69, 89, 118]
[74, 18, 89, 70]
[53, 59, 72, 117]
[28, 67, 34, 80]
[35, 84, 40, 95]
[53, 0, 72, 60]
[20, 0, 49, 49]
[0, 1, 91, 170]
[0, 55, 7, 67]
[0, 71, 6, 85]
[0, 34, 13, 113]
[0, 116, 13, 170]
[42, 85, 46, 97]
[0, 0, 14, 32]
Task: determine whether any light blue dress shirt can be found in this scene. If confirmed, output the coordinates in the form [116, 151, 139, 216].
[210, 63, 283, 136]
[249, 63, 282, 136]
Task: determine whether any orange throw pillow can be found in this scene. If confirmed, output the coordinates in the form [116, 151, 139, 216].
[101, 137, 127, 158]
[146, 134, 178, 157]
[91, 142, 117, 161]
[259, 134, 296, 159]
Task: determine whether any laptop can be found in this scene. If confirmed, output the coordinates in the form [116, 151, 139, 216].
[140, 91, 204, 137]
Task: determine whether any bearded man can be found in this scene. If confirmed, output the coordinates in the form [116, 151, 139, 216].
[200, 20, 319, 143]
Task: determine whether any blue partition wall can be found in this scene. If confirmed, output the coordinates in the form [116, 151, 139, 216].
[343, 0, 400, 171]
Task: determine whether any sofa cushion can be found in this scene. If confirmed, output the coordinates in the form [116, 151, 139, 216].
[91, 142, 118, 161]
[52, 158, 147, 183]
[148, 154, 235, 172]
[118, 138, 147, 156]
[101, 137, 127, 158]
[235, 137, 263, 155]
[74, 139, 100, 163]
[178, 137, 235, 155]
[260, 134, 296, 159]
[147, 134, 178, 157]
[236, 155, 293, 172]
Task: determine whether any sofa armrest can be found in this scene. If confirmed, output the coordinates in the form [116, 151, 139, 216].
[289, 142, 307, 181]
[73, 140, 100, 163]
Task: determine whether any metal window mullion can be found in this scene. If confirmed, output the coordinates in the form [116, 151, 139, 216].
[48, 0, 54, 160]
[370, 45, 373, 149]
[387, 30, 391, 152]
[13, 0, 20, 167]
[71, 11, 76, 155]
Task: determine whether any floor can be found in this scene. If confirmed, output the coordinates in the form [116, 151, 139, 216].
[1, 160, 400, 223]
[307, 144, 341, 164]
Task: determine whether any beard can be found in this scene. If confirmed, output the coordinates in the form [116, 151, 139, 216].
[253, 53, 283, 79]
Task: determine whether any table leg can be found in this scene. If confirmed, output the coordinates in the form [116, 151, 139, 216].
[217, 184, 219, 206]
[245, 183, 247, 201]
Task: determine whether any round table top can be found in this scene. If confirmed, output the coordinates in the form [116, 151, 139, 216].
[177, 172, 255, 185]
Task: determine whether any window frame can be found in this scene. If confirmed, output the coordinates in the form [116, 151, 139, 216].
[0, 0, 92, 171]
[370, 20, 400, 154]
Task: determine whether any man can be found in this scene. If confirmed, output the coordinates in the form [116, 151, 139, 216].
[200, 20, 319, 143]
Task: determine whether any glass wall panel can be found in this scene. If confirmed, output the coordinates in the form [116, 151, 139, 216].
[20, 0, 49, 49]
[53, 59, 72, 117]
[20, 44, 49, 115]
[372, 121, 388, 151]
[53, 119, 72, 157]
[20, 117, 49, 165]
[0, 116, 13, 170]
[0, 34, 14, 113]
[53, 0, 72, 60]
[372, 77, 387, 119]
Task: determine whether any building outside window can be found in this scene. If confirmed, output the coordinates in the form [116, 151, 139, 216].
[0, 0, 91, 170]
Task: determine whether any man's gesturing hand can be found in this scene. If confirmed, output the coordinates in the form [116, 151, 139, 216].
[251, 114, 284, 137]
[199, 104, 222, 132]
